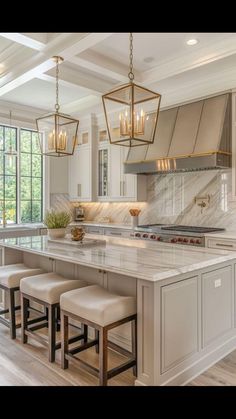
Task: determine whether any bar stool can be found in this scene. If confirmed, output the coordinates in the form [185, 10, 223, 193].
[20, 272, 88, 362]
[60, 285, 137, 386]
[0, 264, 45, 339]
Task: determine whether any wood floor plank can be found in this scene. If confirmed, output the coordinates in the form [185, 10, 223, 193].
[2, 322, 236, 386]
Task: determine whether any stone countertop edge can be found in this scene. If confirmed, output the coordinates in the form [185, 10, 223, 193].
[1, 234, 236, 282]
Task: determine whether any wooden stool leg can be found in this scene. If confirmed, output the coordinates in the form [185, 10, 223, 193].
[99, 327, 108, 386]
[132, 316, 137, 376]
[9, 289, 16, 339]
[61, 312, 69, 369]
[48, 305, 56, 362]
[95, 330, 99, 354]
[56, 306, 60, 332]
[82, 324, 88, 343]
[21, 295, 29, 344]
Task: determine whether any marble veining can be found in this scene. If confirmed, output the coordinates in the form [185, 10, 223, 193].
[1, 235, 236, 282]
[50, 169, 236, 230]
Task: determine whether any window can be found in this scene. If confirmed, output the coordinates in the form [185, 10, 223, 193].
[0, 124, 43, 225]
[20, 129, 43, 223]
[0, 125, 17, 224]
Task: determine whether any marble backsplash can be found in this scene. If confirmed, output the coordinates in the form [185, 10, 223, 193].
[50, 169, 236, 230]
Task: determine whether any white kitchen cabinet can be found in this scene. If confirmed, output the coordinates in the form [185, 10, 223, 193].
[161, 277, 198, 373]
[202, 266, 233, 347]
[98, 140, 147, 202]
[68, 145, 91, 202]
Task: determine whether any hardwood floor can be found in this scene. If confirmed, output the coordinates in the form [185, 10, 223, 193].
[0, 322, 135, 386]
[1, 321, 236, 386]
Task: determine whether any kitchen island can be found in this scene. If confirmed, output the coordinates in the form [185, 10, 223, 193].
[1, 234, 236, 386]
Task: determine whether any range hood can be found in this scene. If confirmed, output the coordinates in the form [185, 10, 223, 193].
[124, 93, 231, 174]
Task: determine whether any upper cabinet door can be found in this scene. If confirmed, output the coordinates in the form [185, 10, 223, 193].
[68, 145, 91, 201]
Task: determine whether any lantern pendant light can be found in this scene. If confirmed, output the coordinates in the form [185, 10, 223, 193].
[4, 111, 17, 167]
[102, 33, 161, 147]
[36, 56, 79, 157]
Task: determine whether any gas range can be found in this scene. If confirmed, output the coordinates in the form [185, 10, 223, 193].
[130, 224, 225, 247]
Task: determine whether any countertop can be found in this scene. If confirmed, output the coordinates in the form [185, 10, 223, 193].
[69, 221, 133, 230]
[1, 234, 236, 282]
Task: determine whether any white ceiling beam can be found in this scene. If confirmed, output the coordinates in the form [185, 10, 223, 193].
[37, 73, 100, 96]
[45, 65, 115, 94]
[0, 33, 114, 97]
[142, 35, 236, 85]
[61, 95, 101, 114]
[0, 33, 46, 51]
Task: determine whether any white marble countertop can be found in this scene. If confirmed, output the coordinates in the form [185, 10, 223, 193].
[1, 234, 236, 282]
[205, 231, 236, 240]
[69, 221, 133, 230]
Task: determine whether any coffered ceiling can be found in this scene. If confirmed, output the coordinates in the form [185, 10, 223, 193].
[1, 32, 236, 119]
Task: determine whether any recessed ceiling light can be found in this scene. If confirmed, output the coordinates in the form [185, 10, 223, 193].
[186, 39, 198, 46]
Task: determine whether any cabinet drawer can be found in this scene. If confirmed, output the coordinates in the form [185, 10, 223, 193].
[105, 228, 131, 238]
[202, 266, 233, 347]
[207, 238, 236, 251]
[87, 227, 104, 235]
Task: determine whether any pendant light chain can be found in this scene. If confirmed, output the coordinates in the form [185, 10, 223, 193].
[128, 32, 134, 82]
[55, 57, 60, 112]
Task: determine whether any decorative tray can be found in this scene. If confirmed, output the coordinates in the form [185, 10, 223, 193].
[48, 235, 106, 247]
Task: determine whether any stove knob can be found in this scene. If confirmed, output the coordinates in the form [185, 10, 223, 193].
[157, 236, 162, 241]
[183, 238, 189, 243]
[150, 234, 156, 240]
[143, 234, 148, 238]
[171, 238, 177, 243]
[190, 239, 195, 244]
[135, 233, 141, 238]
[178, 238, 183, 242]
[196, 239, 201, 245]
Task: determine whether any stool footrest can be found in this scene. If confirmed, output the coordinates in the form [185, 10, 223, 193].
[107, 359, 136, 379]
[25, 329, 49, 347]
[66, 353, 99, 377]
[28, 322, 48, 332]
[69, 339, 99, 355]
[108, 340, 133, 358]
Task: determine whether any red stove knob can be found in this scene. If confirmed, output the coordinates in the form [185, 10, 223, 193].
[150, 235, 156, 240]
[190, 239, 195, 244]
[178, 237, 183, 242]
[183, 238, 188, 243]
[157, 236, 162, 241]
[135, 233, 141, 238]
[171, 238, 177, 243]
[143, 234, 148, 238]
[196, 239, 201, 244]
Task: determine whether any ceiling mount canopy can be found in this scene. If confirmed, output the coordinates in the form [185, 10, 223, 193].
[36, 56, 79, 157]
[102, 33, 162, 147]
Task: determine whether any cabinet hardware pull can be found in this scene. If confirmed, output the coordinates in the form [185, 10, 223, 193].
[215, 243, 234, 247]
[90, 230, 100, 233]
[110, 232, 122, 236]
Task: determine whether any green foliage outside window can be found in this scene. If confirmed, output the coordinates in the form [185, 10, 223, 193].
[0, 125, 43, 225]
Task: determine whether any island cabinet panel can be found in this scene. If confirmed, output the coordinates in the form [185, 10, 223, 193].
[202, 266, 233, 347]
[161, 277, 198, 373]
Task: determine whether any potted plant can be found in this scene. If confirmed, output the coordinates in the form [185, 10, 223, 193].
[44, 210, 71, 239]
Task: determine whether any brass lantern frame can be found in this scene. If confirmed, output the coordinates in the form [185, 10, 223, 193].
[35, 56, 79, 157]
[102, 81, 161, 147]
[102, 33, 161, 147]
[36, 112, 79, 157]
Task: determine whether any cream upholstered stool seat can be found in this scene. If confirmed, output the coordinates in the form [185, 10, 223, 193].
[20, 272, 88, 362]
[60, 285, 137, 386]
[0, 264, 45, 339]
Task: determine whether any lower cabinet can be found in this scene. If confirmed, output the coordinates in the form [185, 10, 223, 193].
[161, 277, 198, 373]
[202, 266, 233, 347]
[161, 265, 234, 374]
